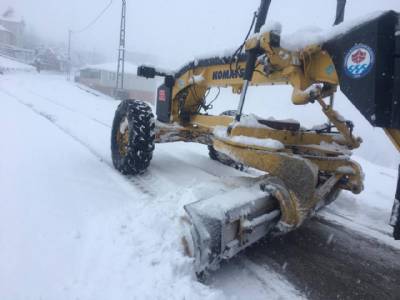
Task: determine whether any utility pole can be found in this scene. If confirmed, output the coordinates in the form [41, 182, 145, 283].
[67, 29, 72, 81]
[115, 0, 127, 97]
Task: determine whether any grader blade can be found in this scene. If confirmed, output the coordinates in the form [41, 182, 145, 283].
[183, 178, 281, 275]
[182, 141, 351, 275]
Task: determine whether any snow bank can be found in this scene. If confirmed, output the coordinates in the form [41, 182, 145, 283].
[71, 187, 223, 300]
[0, 55, 34, 73]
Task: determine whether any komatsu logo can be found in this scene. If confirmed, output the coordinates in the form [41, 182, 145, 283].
[212, 68, 244, 80]
[344, 44, 375, 79]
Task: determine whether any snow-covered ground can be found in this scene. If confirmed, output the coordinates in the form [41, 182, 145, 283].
[0, 72, 398, 300]
[0, 56, 35, 73]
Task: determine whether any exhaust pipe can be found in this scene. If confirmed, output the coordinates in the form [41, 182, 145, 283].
[334, 0, 347, 25]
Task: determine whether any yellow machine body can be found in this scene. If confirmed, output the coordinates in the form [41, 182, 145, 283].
[111, 4, 400, 274]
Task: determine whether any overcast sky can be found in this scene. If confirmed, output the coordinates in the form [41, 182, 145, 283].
[2, 0, 400, 66]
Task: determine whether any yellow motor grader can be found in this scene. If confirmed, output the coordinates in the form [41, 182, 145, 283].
[111, 0, 400, 275]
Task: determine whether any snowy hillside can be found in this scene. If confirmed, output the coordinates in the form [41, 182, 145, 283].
[0, 72, 398, 300]
[0, 56, 35, 73]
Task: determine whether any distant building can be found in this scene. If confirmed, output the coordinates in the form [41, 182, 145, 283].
[34, 47, 68, 72]
[0, 7, 34, 64]
[0, 24, 14, 45]
[77, 62, 157, 103]
[0, 43, 34, 64]
[0, 8, 25, 48]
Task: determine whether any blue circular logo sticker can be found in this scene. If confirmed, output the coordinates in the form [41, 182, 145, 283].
[344, 44, 375, 79]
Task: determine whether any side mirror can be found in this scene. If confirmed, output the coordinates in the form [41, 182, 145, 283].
[137, 66, 156, 79]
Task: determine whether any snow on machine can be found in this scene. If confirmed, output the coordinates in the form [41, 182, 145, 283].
[111, 0, 400, 276]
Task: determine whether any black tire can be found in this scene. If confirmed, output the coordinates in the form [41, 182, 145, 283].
[394, 224, 400, 240]
[111, 99, 155, 175]
[216, 109, 237, 117]
[208, 110, 245, 171]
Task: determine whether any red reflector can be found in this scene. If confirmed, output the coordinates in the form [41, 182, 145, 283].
[158, 90, 166, 102]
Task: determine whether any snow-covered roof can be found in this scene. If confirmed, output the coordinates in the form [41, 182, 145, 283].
[0, 24, 10, 32]
[81, 62, 138, 74]
[0, 16, 22, 23]
[0, 6, 23, 23]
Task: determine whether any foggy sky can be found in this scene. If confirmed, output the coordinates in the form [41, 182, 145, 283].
[2, 0, 400, 67]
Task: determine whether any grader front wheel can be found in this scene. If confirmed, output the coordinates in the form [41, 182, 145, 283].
[111, 99, 155, 175]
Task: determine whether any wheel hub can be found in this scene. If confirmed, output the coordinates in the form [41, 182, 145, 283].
[116, 117, 130, 157]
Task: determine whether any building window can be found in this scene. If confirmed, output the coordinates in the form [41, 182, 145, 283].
[80, 69, 101, 79]
[108, 72, 116, 81]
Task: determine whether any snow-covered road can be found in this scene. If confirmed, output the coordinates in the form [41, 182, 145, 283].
[0, 72, 399, 300]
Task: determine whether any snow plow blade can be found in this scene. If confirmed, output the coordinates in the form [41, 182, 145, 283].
[183, 169, 346, 275]
[183, 177, 280, 275]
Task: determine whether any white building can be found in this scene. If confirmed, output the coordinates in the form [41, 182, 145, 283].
[0, 24, 13, 45]
[0, 8, 34, 63]
[77, 62, 157, 103]
[0, 8, 24, 48]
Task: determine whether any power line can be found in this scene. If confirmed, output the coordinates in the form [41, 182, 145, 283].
[72, 0, 113, 34]
[67, 0, 113, 80]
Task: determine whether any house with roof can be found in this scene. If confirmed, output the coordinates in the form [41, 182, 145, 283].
[0, 24, 14, 45]
[34, 47, 68, 72]
[0, 7, 34, 63]
[0, 7, 24, 47]
[77, 62, 157, 103]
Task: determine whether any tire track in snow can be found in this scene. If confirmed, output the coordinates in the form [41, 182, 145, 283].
[10, 84, 247, 195]
[2, 86, 216, 198]
[24, 88, 111, 129]
[0, 88, 157, 198]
